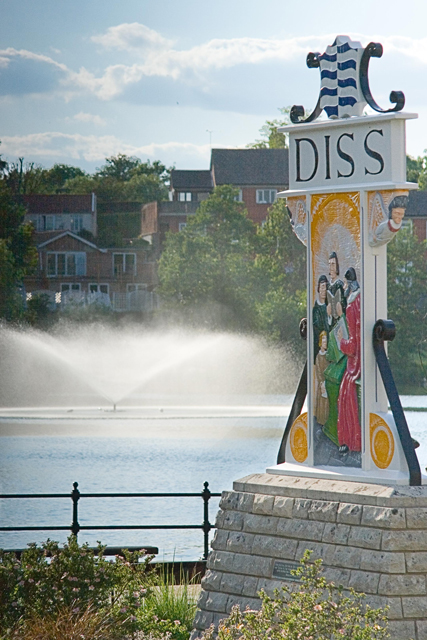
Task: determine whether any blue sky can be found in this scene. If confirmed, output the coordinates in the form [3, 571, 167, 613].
[1, 0, 427, 172]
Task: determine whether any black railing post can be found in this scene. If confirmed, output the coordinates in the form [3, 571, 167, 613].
[201, 481, 211, 561]
[71, 482, 81, 537]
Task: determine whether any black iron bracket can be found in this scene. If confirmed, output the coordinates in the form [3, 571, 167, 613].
[359, 42, 405, 114]
[277, 319, 308, 464]
[373, 319, 421, 486]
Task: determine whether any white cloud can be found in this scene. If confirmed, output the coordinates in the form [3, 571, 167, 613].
[71, 112, 106, 126]
[92, 23, 173, 53]
[0, 131, 211, 163]
[0, 47, 67, 71]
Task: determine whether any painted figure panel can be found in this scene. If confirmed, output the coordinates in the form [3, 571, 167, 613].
[311, 193, 361, 468]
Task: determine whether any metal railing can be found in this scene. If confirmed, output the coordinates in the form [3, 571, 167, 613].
[0, 481, 221, 561]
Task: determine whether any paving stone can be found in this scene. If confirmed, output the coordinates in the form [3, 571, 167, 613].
[405, 551, 427, 573]
[401, 595, 427, 618]
[252, 534, 298, 560]
[219, 491, 254, 513]
[378, 574, 426, 596]
[219, 572, 243, 596]
[211, 529, 229, 551]
[272, 496, 294, 518]
[292, 498, 311, 519]
[295, 540, 336, 565]
[348, 569, 380, 594]
[204, 591, 229, 613]
[201, 569, 222, 592]
[416, 620, 427, 640]
[387, 620, 416, 640]
[361, 505, 406, 529]
[276, 517, 325, 541]
[252, 494, 275, 515]
[226, 594, 260, 613]
[308, 500, 338, 522]
[322, 522, 350, 545]
[406, 507, 427, 529]
[337, 502, 363, 525]
[359, 549, 405, 574]
[333, 545, 363, 569]
[363, 594, 403, 619]
[243, 513, 279, 535]
[382, 529, 427, 551]
[207, 550, 234, 572]
[232, 553, 273, 578]
[321, 566, 351, 587]
[348, 525, 382, 550]
[221, 510, 244, 531]
[226, 531, 254, 554]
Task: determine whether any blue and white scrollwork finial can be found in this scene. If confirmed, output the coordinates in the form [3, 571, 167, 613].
[290, 35, 405, 124]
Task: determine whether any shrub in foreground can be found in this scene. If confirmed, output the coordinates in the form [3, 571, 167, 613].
[0, 536, 156, 637]
[200, 552, 389, 640]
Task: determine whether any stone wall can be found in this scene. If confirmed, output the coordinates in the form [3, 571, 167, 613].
[191, 473, 427, 640]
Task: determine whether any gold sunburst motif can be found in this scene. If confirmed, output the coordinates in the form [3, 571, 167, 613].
[310, 192, 360, 303]
[289, 413, 308, 463]
[370, 413, 395, 469]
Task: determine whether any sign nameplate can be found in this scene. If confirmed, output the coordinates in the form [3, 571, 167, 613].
[272, 560, 301, 581]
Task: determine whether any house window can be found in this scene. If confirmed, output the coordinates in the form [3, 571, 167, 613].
[61, 283, 81, 292]
[40, 215, 65, 231]
[179, 223, 187, 231]
[89, 283, 109, 294]
[127, 283, 146, 292]
[113, 253, 136, 276]
[178, 192, 192, 202]
[47, 252, 86, 277]
[234, 189, 243, 202]
[71, 215, 84, 232]
[256, 189, 277, 204]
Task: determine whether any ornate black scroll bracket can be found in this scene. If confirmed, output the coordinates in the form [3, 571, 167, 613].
[290, 37, 405, 125]
[359, 42, 405, 114]
[373, 319, 421, 486]
[277, 319, 307, 464]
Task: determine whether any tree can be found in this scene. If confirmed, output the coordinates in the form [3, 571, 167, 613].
[247, 107, 291, 149]
[158, 187, 307, 353]
[158, 185, 258, 329]
[387, 225, 427, 389]
[0, 179, 37, 319]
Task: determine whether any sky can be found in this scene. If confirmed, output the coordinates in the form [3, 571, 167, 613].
[1, 0, 427, 173]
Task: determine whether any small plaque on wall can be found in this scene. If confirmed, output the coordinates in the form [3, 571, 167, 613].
[272, 560, 300, 581]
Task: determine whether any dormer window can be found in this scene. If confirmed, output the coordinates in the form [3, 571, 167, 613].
[178, 192, 192, 202]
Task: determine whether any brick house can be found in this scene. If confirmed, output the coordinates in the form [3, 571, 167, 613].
[141, 147, 289, 253]
[23, 194, 97, 236]
[23, 194, 156, 312]
[406, 190, 427, 242]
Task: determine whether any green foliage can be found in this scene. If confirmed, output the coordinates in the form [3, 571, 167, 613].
[25, 294, 55, 329]
[387, 225, 427, 389]
[0, 536, 156, 637]
[138, 566, 198, 640]
[0, 178, 37, 320]
[158, 185, 258, 330]
[201, 552, 388, 640]
[247, 107, 291, 149]
[158, 188, 306, 351]
[64, 155, 169, 203]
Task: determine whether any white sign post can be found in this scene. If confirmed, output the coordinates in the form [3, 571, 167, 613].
[268, 36, 422, 485]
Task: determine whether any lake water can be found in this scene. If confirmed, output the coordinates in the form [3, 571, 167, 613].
[1, 395, 427, 561]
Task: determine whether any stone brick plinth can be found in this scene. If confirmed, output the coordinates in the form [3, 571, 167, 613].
[191, 473, 427, 640]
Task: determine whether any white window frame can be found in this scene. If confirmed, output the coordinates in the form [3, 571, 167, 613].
[234, 189, 243, 202]
[178, 192, 192, 202]
[89, 283, 109, 294]
[61, 283, 81, 292]
[178, 222, 187, 231]
[127, 283, 147, 293]
[256, 189, 277, 204]
[113, 252, 137, 276]
[46, 252, 86, 277]
[71, 215, 84, 232]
